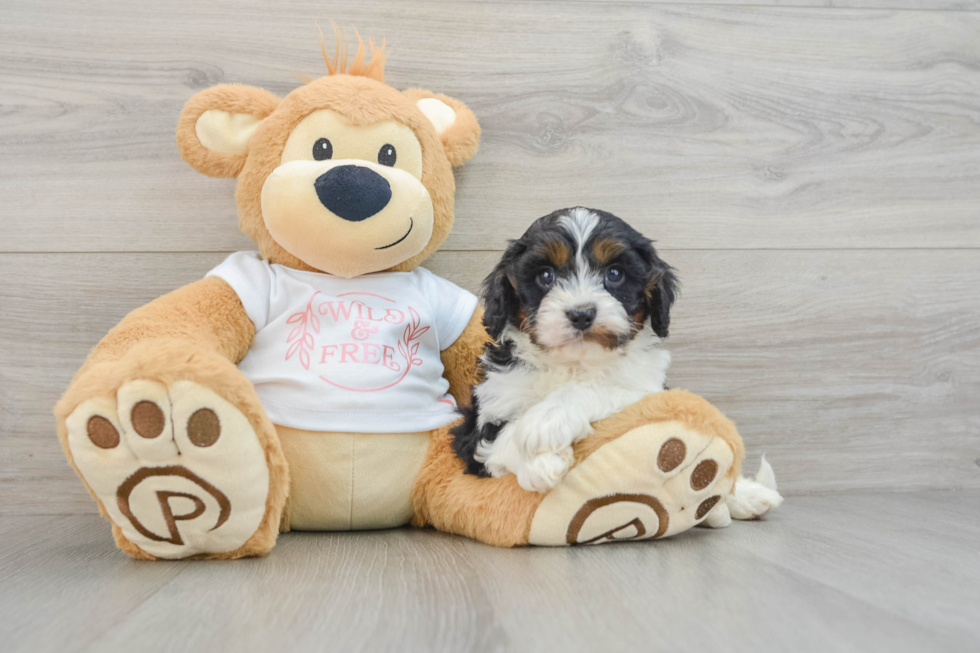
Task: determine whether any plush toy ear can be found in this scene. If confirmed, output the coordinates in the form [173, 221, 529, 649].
[481, 240, 526, 340]
[176, 84, 281, 178]
[402, 89, 481, 167]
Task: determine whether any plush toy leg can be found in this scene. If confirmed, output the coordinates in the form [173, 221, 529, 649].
[411, 390, 744, 547]
[55, 338, 289, 560]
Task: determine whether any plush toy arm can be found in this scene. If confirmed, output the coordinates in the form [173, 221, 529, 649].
[79, 277, 254, 372]
[440, 306, 489, 408]
[54, 277, 290, 561]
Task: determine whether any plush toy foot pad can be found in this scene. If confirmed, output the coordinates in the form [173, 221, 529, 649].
[66, 380, 270, 559]
[528, 420, 735, 545]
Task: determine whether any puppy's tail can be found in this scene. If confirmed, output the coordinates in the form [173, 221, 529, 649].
[727, 454, 784, 520]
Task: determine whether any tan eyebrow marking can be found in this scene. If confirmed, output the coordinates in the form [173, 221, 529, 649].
[544, 240, 570, 266]
[593, 238, 626, 264]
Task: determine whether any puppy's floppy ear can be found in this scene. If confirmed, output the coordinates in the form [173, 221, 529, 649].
[402, 89, 481, 167]
[636, 240, 679, 339]
[647, 264, 678, 338]
[482, 240, 526, 340]
[177, 84, 280, 178]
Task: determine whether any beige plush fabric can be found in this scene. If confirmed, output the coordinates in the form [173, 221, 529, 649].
[278, 426, 430, 531]
[529, 421, 735, 546]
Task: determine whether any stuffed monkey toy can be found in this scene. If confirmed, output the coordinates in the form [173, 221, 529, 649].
[55, 35, 749, 559]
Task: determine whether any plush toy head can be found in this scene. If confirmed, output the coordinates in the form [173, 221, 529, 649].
[176, 34, 480, 278]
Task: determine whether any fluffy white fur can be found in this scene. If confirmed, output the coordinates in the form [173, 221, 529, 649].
[703, 454, 785, 527]
[535, 271, 632, 350]
[475, 324, 671, 492]
[728, 454, 784, 519]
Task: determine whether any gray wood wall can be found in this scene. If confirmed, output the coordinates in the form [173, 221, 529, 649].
[2, 0, 978, 515]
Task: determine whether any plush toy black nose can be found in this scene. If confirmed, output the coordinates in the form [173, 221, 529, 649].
[566, 307, 597, 331]
[314, 165, 392, 222]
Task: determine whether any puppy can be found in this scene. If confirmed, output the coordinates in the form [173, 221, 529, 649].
[453, 207, 678, 493]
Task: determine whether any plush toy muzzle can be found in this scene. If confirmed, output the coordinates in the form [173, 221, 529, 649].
[261, 157, 434, 278]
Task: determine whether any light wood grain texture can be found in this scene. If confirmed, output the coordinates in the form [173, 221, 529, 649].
[2, 250, 978, 514]
[1, 492, 978, 653]
[1, 2, 979, 252]
[570, 0, 980, 8]
[0, 516, 187, 651]
[581, 0, 980, 7]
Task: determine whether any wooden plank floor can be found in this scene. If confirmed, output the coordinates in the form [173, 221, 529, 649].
[1, 491, 977, 653]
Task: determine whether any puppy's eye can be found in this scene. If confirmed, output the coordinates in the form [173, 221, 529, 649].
[605, 266, 625, 287]
[536, 268, 556, 288]
[313, 138, 333, 161]
[378, 144, 397, 166]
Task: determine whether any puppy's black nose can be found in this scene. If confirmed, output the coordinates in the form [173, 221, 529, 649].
[566, 307, 597, 331]
[314, 165, 392, 222]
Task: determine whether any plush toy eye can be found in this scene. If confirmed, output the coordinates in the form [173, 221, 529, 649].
[536, 268, 556, 288]
[313, 138, 333, 161]
[378, 144, 397, 166]
[605, 266, 625, 287]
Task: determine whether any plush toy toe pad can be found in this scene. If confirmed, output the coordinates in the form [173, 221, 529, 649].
[528, 420, 735, 546]
[66, 380, 270, 559]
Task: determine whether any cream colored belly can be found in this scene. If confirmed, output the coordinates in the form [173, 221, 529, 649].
[276, 425, 431, 531]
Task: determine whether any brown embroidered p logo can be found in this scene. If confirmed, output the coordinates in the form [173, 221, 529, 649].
[116, 466, 231, 545]
[566, 493, 669, 545]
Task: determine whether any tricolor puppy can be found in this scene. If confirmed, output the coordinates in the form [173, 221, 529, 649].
[453, 207, 679, 492]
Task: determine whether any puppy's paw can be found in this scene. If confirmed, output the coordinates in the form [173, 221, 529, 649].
[515, 448, 574, 493]
[700, 501, 732, 529]
[513, 402, 592, 457]
[727, 479, 783, 520]
[727, 455, 784, 520]
[475, 429, 520, 480]
[481, 453, 513, 481]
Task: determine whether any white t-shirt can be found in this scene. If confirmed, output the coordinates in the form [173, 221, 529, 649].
[207, 252, 478, 433]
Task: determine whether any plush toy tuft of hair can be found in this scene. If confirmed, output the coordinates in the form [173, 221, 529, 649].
[317, 21, 388, 82]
